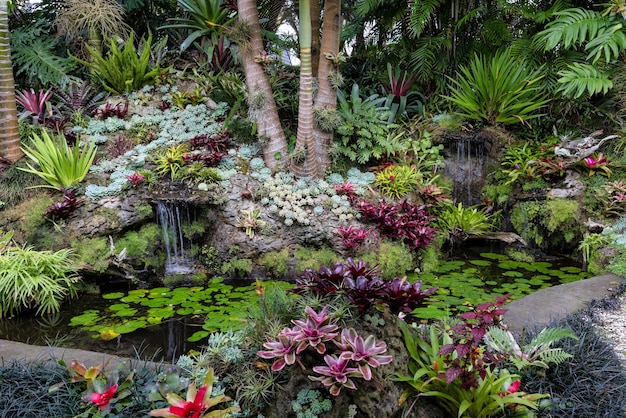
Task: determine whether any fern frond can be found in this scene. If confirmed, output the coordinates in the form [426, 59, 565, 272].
[484, 327, 523, 357]
[526, 326, 578, 348]
[556, 63, 613, 98]
[537, 8, 609, 50]
[538, 347, 573, 366]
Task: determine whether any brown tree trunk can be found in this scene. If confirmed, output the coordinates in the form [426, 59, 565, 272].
[311, 0, 341, 177]
[238, 0, 287, 169]
[0, 2, 21, 162]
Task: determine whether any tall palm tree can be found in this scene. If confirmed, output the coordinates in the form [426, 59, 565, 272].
[312, 0, 341, 177]
[0, 1, 22, 162]
[237, 0, 288, 169]
[292, 0, 315, 177]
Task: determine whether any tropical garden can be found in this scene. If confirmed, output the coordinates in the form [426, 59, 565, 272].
[2, 0, 626, 416]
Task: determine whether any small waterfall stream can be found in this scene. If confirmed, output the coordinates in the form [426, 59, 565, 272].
[155, 199, 197, 275]
[442, 133, 489, 206]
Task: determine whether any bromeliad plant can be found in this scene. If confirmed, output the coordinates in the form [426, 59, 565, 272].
[374, 164, 421, 199]
[292, 259, 437, 314]
[257, 306, 392, 396]
[436, 202, 492, 243]
[150, 368, 239, 417]
[235, 207, 266, 238]
[582, 152, 612, 177]
[396, 297, 550, 418]
[335, 225, 372, 252]
[15, 87, 55, 122]
[354, 199, 436, 250]
[19, 129, 97, 191]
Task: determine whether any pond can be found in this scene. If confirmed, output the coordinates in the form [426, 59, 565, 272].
[0, 252, 588, 360]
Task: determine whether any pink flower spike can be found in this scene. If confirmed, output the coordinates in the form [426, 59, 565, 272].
[507, 380, 521, 393]
[584, 157, 596, 167]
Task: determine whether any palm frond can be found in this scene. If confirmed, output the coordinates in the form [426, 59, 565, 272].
[556, 62, 613, 98]
[408, 35, 451, 82]
[585, 22, 626, 63]
[536, 8, 609, 50]
[526, 326, 578, 348]
[407, 0, 442, 38]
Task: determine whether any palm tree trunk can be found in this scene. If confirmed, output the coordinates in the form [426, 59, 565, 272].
[0, 2, 21, 162]
[238, 0, 287, 169]
[292, 0, 316, 177]
[310, 0, 320, 78]
[312, 0, 341, 177]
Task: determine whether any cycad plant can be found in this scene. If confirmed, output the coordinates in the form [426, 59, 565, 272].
[445, 50, 550, 126]
[436, 202, 492, 243]
[19, 130, 97, 190]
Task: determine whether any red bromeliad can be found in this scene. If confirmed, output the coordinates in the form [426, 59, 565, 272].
[84, 384, 118, 411]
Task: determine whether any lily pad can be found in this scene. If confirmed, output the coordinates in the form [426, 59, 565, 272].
[188, 331, 210, 342]
[102, 292, 125, 300]
[469, 259, 491, 267]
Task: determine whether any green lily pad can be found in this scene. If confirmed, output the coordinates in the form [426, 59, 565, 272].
[188, 331, 210, 342]
[502, 271, 524, 278]
[470, 259, 491, 267]
[560, 266, 582, 273]
[102, 292, 125, 300]
[479, 252, 507, 260]
[108, 303, 130, 311]
[112, 308, 138, 317]
[69, 310, 101, 327]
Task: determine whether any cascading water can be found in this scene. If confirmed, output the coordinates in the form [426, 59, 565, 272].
[155, 199, 197, 275]
[442, 133, 488, 206]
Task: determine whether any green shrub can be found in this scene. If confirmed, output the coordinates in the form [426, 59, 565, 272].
[0, 245, 80, 318]
[362, 241, 415, 279]
[72, 237, 110, 273]
[510, 198, 583, 249]
[73, 31, 166, 94]
[293, 246, 340, 273]
[445, 50, 549, 125]
[19, 130, 97, 191]
[258, 248, 291, 278]
[116, 223, 161, 258]
[221, 257, 253, 278]
[335, 84, 401, 164]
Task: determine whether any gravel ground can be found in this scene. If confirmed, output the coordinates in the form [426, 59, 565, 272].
[594, 292, 626, 363]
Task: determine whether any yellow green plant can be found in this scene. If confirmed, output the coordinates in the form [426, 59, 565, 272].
[374, 164, 421, 199]
[153, 144, 189, 181]
[19, 130, 97, 190]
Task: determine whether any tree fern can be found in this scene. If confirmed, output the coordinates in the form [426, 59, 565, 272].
[536, 8, 609, 50]
[556, 62, 613, 98]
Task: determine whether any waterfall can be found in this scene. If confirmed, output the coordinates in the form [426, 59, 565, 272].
[155, 200, 196, 275]
[442, 133, 487, 206]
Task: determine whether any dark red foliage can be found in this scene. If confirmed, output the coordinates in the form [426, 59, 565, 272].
[293, 259, 437, 313]
[182, 151, 224, 167]
[158, 100, 172, 111]
[336, 225, 371, 251]
[95, 100, 129, 119]
[188, 131, 232, 153]
[334, 181, 358, 201]
[45, 189, 80, 220]
[354, 199, 436, 250]
[438, 294, 510, 389]
[125, 172, 145, 186]
[107, 134, 135, 158]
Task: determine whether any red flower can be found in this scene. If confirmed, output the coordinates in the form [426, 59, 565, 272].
[86, 384, 117, 410]
[498, 379, 521, 397]
[169, 385, 207, 418]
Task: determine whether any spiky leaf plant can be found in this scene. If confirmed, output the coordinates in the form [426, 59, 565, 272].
[445, 50, 550, 125]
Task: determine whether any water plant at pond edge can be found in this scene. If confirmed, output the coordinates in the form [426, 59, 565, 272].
[396, 296, 575, 418]
[68, 279, 293, 342]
